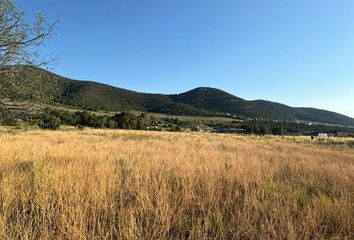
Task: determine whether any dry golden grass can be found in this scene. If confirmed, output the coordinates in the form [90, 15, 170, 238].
[0, 129, 353, 239]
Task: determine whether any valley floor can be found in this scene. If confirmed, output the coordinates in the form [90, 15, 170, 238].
[0, 129, 353, 239]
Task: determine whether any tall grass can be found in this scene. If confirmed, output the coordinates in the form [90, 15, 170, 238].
[0, 129, 353, 239]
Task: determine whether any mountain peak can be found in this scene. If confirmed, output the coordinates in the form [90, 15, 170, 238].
[1, 66, 353, 126]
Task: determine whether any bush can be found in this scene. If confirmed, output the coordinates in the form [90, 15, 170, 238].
[107, 120, 117, 129]
[174, 125, 182, 131]
[112, 112, 146, 130]
[0, 110, 18, 126]
[38, 116, 61, 130]
[77, 125, 85, 130]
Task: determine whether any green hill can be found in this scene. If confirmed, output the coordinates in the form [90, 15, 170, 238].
[1, 66, 353, 126]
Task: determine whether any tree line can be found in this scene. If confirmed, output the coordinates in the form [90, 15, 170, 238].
[36, 108, 147, 130]
[240, 120, 354, 136]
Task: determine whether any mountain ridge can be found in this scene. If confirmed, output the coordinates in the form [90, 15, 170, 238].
[1, 66, 353, 126]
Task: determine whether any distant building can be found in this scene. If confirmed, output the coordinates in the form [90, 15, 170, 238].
[318, 133, 328, 141]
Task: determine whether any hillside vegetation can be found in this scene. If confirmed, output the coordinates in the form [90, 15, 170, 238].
[0, 129, 353, 239]
[1, 66, 354, 126]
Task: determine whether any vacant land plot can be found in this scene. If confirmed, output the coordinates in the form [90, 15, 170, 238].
[0, 129, 353, 239]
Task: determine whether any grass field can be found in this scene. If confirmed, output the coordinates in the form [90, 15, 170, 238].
[0, 129, 353, 239]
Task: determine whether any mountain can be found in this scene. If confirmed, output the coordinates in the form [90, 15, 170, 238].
[1, 66, 354, 126]
[170, 88, 354, 126]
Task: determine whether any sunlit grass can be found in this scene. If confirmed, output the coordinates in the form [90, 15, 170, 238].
[0, 129, 353, 239]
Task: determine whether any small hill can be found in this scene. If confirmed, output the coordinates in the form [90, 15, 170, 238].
[1, 66, 353, 126]
[171, 87, 247, 115]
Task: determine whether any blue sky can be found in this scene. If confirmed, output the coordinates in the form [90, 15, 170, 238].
[16, 0, 354, 117]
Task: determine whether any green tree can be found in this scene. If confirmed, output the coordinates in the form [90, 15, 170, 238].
[107, 119, 117, 129]
[38, 115, 61, 130]
[112, 112, 144, 130]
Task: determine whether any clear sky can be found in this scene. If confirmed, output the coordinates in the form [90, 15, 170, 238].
[15, 0, 354, 117]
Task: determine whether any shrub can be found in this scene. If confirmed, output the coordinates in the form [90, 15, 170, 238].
[77, 125, 85, 130]
[0, 110, 18, 126]
[38, 116, 61, 130]
[107, 120, 117, 129]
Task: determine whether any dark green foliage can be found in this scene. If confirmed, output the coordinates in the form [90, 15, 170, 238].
[112, 112, 146, 130]
[77, 125, 85, 130]
[174, 125, 182, 131]
[106, 119, 117, 129]
[1, 66, 354, 126]
[38, 115, 61, 130]
[170, 87, 245, 116]
[241, 121, 273, 135]
[149, 103, 211, 116]
[0, 101, 36, 126]
[59, 111, 80, 126]
[240, 120, 354, 136]
[36, 108, 148, 130]
[0, 109, 18, 126]
[75, 111, 103, 128]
